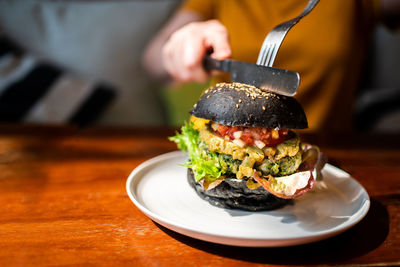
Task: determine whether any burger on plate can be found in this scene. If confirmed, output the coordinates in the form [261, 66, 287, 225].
[170, 82, 326, 211]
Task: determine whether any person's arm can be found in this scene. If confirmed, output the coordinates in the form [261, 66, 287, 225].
[142, 10, 231, 84]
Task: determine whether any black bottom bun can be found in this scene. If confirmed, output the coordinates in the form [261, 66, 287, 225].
[187, 169, 290, 211]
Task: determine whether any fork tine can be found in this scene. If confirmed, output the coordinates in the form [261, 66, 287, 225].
[258, 45, 266, 65]
[257, 46, 267, 65]
[261, 45, 271, 66]
[260, 43, 276, 66]
[256, 0, 319, 67]
[267, 44, 280, 67]
[257, 41, 271, 65]
[260, 44, 270, 65]
[264, 44, 277, 67]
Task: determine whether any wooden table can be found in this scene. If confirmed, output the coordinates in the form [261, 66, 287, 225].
[0, 124, 399, 266]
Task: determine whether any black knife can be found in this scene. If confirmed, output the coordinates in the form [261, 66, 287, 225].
[204, 56, 299, 96]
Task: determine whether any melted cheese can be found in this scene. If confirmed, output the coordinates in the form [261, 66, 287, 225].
[190, 116, 209, 131]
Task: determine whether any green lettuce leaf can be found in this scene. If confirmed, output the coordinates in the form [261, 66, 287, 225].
[169, 122, 234, 182]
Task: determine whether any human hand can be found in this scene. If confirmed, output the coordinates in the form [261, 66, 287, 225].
[162, 20, 231, 83]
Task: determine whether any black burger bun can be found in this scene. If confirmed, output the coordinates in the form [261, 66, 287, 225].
[187, 169, 290, 211]
[190, 82, 308, 129]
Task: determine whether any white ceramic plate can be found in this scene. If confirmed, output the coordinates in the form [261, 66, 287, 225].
[126, 151, 370, 247]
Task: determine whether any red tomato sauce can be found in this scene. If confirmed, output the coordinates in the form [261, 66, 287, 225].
[214, 124, 289, 147]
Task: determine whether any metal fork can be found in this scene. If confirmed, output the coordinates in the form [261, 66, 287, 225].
[256, 0, 319, 67]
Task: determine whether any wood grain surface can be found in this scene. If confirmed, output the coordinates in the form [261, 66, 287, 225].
[0, 124, 399, 266]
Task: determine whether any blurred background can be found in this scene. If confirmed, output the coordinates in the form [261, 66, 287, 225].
[0, 0, 399, 131]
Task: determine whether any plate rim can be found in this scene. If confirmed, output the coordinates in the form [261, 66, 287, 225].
[126, 151, 370, 247]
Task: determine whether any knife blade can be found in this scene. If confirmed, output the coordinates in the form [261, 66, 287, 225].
[204, 56, 299, 96]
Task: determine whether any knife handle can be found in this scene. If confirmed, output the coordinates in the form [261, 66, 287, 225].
[203, 56, 231, 73]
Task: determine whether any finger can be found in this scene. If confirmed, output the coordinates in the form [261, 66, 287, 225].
[204, 21, 231, 60]
[162, 20, 227, 82]
[182, 37, 210, 81]
[164, 37, 208, 83]
[182, 33, 206, 70]
[162, 39, 179, 79]
[162, 29, 194, 81]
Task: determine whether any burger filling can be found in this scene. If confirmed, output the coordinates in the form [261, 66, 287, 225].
[170, 117, 322, 198]
[199, 124, 301, 179]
